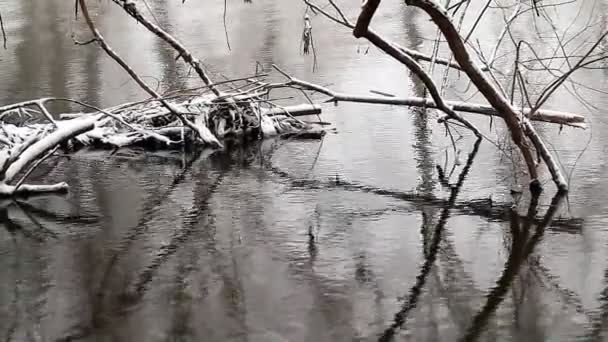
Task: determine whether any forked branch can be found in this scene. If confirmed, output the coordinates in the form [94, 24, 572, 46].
[404, 0, 567, 191]
[302, 0, 572, 191]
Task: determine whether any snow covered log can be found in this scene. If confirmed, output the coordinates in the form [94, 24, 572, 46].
[0, 87, 324, 197]
[0, 117, 95, 197]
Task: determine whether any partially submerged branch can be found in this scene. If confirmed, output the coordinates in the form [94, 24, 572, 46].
[0, 89, 322, 196]
[404, 0, 541, 186]
[300, 0, 585, 191]
[0, 117, 95, 197]
[276, 69, 585, 128]
[330, 0, 571, 191]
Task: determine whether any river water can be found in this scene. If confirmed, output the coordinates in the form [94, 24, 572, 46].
[1, 0, 607, 341]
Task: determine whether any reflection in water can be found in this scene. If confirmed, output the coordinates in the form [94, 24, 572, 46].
[152, 1, 187, 93]
[462, 193, 565, 342]
[379, 139, 481, 342]
[0, 141, 580, 341]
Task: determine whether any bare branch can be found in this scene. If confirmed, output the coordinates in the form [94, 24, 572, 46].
[404, 0, 564, 190]
[77, 0, 223, 147]
[109, 0, 221, 96]
[272, 67, 584, 128]
[304, 0, 353, 27]
[327, 0, 351, 25]
[351, 1, 482, 136]
[0, 9, 7, 49]
[223, 0, 232, 51]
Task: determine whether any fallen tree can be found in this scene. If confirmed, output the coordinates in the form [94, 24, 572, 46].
[0, 0, 326, 197]
[0, 90, 324, 197]
[301, 0, 601, 192]
[0, 0, 594, 197]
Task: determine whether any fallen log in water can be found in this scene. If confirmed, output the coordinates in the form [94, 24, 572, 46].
[0, 117, 96, 196]
[0, 61, 589, 197]
[0, 88, 324, 197]
[0, 0, 588, 197]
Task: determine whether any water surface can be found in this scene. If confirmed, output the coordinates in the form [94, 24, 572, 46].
[1, 1, 607, 341]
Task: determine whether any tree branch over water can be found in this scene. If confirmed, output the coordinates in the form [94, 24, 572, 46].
[301, 0, 601, 192]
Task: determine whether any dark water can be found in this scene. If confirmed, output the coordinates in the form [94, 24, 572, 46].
[1, 0, 608, 341]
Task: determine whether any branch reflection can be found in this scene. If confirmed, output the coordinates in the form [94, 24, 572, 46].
[461, 192, 565, 341]
[379, 138, 481, 342]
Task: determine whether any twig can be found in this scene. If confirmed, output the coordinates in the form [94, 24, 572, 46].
[463, 0, 492, 42]
[223, 0, 232, 51]
[0, 10, 7, 49]
[141, 0, 162, 26]
[13, 146, 60, 193]
[109, 0, 220, 96]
